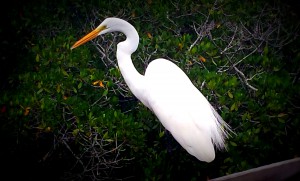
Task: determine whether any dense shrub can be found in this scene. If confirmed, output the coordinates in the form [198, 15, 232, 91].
[1, 0, 299, 180]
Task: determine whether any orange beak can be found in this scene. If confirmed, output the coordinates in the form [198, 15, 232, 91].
[71, 25, 106, 49]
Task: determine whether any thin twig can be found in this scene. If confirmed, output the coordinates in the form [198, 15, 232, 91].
[233, 66, 258, 91]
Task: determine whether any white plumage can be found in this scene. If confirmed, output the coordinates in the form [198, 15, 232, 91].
[71, 17, 232, 162]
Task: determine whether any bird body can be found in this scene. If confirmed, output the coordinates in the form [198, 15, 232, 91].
[145, 58, 218, 162]
[71, 17, 232, 162]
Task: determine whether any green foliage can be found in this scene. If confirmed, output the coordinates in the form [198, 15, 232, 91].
[1, 0, 300, 180]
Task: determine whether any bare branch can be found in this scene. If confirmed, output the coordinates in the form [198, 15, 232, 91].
[233, 66, 258, 91]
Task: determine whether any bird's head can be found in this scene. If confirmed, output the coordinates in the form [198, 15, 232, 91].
[71, 18, 130, 50]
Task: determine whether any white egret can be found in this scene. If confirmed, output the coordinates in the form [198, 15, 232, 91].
[71, 17, 232, 163]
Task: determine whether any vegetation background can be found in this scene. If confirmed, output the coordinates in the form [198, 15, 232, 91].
[1, 0, 300, 180]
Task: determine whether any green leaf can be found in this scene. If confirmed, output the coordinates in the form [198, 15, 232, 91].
[36, 54, 40, 62]
[78, 82, 83, 89]
[159, 131, 164, 138]
[242, 112, 251, 121]
[102, 89, 108, 96]
[254, 128, 260, 134]
[61, 68, 69, 76]
[228, 91, 233, 99]
[103, 131, 109, 139]
[72, 129, 80, 136]
[190, 47, 197, 54]
[230, 141, 237, 147]
[278, 118, 285, 123]
[106, 80, 113, 88]
[224, 157, 232, 163]
[73, 87, 77, 93]
[230, 103, 236, 111]
[273, 67, 280, 71]
[56, 84, 60, 93]
[263, 46, 269, 55]
[37, 88, 43, 94]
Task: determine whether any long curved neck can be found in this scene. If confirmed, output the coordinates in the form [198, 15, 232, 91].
[116, 21, 149, 107]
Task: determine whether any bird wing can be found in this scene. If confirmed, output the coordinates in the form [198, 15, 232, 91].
[144, 58, 227, 162]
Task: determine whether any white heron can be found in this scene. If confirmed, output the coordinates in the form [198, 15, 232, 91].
[71, 17, 233, 163]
